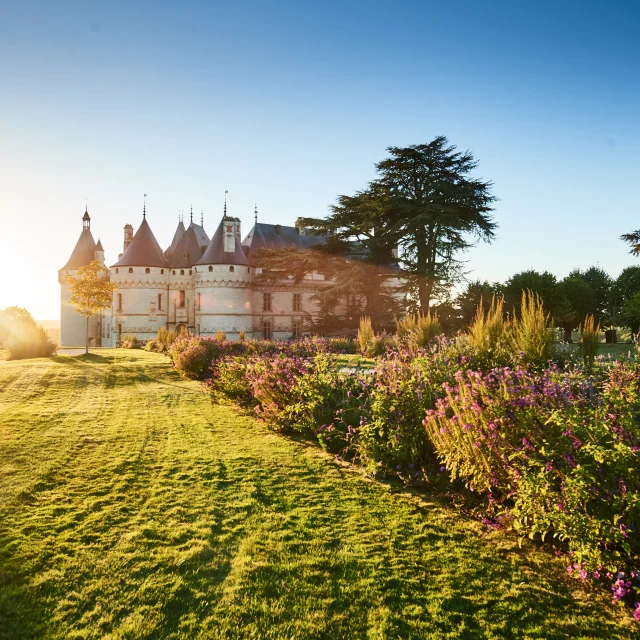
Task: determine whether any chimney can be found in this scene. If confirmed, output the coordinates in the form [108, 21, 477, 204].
[223, 218, 241, 253]
[123, 224, 133, 252]
[295, 218, 305, 235]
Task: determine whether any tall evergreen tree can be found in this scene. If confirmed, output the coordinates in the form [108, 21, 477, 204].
[299, 137, 497, 310]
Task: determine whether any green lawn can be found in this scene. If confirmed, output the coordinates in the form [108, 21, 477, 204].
[0, 351, 635, 639]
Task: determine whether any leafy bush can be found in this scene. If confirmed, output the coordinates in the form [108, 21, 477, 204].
[121, 335, 142, 349]
[0, 307, 57, 360]
[173, 340, 210, 379]
[144, 338, 162, 352]
[424, 361, 640, 580]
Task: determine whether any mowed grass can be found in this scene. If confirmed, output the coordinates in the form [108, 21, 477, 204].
[0, 351, 635, 639]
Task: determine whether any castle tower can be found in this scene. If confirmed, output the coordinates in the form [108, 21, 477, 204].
[110, 209, 170, 343]
[59, 208, 103, 347]
[195, 208, 253, 339]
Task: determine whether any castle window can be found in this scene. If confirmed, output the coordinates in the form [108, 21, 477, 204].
[117, 293, 122, 311]
[197, 293, 201, 310]
[189, 270, 192, 275]
[209, 266, 213, 272]
[293, 293, 302, 312]
[116, 268, 119, 274]
[145, 268, 150, 274]
[158, 294, 162, 311]
[179, 290, 186, 308]
[172, 270, 176, 275]
[117, 324, 122, 337]
[292, 318, 302, 339]
[128, 268, 133, 274]
[161, 269, 164, 274]
[229, 266, 234, 273]
[263, 292, 272, 312]
[180, 269, 185, 276]
[263, 319, 272, 340]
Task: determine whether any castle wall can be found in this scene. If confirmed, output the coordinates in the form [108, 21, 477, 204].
[195, 264, 253, 339]
[110, 266, 170, 343]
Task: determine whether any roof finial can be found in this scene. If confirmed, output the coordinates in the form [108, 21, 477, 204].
[201, 209, 204, 226]
[143, 193, 147, 219]
[190, 205, 193, 224]
[85, 197, 88, 214]
[254, 203, 258, 225]
[224, 190, 228, 217]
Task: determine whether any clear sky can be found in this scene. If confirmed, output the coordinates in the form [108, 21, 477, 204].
[1, 0, 639, 320]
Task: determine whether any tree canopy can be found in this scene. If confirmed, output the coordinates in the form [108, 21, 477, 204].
[298, 136, 497, 310]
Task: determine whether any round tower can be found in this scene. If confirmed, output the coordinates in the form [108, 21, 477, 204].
[195, 212, 253, 339]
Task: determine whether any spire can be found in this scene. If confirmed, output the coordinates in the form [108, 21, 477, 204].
[224, 189, 228, 218]
[190, 205, 193, 224]
[254, 203, 258, 225]
[82, 206, 91, 230]
[201, 209, 204, 226]
[143, 193, 147, 220]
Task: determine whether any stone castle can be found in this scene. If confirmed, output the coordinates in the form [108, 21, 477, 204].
[59, 204, 334, 347]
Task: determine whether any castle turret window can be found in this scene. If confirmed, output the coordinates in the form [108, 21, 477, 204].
[197, 293, 201, 310]
[229, 266, 234, 273]
[128, 268, 133, 274]
[263, 292, 272, 312]
[161, 269, 164, 274]
[117, 293, 122, 311]
[145, 268, 150, 274]
[180, 269, 184, 276]
[293, 293, 302, 312]
[209, 266, 213, 272]
[158, 294, 162, 311]
[116, 268, 119, 274]
[173, 270, 176, 275]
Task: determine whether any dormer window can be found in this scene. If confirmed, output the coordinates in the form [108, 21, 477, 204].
[161, 269, 164, 275]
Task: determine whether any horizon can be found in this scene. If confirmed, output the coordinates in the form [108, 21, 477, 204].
[1, 0, 639, 321]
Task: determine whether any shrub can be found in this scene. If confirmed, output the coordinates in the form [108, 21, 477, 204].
[0, 307, 57, 360]
[424, 361, 640, 578]
[173, 340, 210, 379]
[357, 317, 375, 355]
[239, 328, 247, 341]
[468, 296, 510, 364]
[214, 331, 226, 342]
[579, 315, 600, 368]
[121, 335, 142, 349]
[144, 338, 162, 352]
[206, 355, 254, 404]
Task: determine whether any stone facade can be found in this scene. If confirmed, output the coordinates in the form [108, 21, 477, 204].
[59, 207, 332, 347]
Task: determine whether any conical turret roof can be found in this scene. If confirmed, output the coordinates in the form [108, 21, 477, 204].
[95, 239, 104, 252]
[198, 217, 250, 266]
[169, 226, 206, 268]
[112, 218, 168, 268]
[61, 228, 97, 270]
[164, 220, 185, 260]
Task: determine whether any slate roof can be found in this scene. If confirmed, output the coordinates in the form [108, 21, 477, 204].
[168, 226, 207, 268]
[198, 218, 251, 266]
[189, 222, 209, 249]
[95, 239, 104, 252]
[61, 228, 97, 270]
[164, 220, 185, 260]
[112, 218, 168, 268]
[241, 223, 326, 258]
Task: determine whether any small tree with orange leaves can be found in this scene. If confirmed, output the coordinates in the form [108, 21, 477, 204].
[65, 260, 117, 354]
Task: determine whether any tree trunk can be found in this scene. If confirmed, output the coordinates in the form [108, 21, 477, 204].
[85, 315, 89, 355]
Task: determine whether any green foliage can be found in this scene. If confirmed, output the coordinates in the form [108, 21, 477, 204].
[173, 340, 210, 379]
[0, 307, 56, 360]
[214, 331, 226, 342]
[467, 296, 510, 364]
[239, 328, 247, 341]
[357, 316, 375, 355]
[578, 315, 600, 368]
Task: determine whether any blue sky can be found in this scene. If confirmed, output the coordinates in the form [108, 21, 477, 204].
[0, 0, 639, 319]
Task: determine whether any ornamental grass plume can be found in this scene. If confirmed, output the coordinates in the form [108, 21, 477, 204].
[512, 291, 555, 366]
[396, 311, 441, 350]
[578, 314, 600, 368]
[468, 296, 507, 353]
[358, 316, 375, 355]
